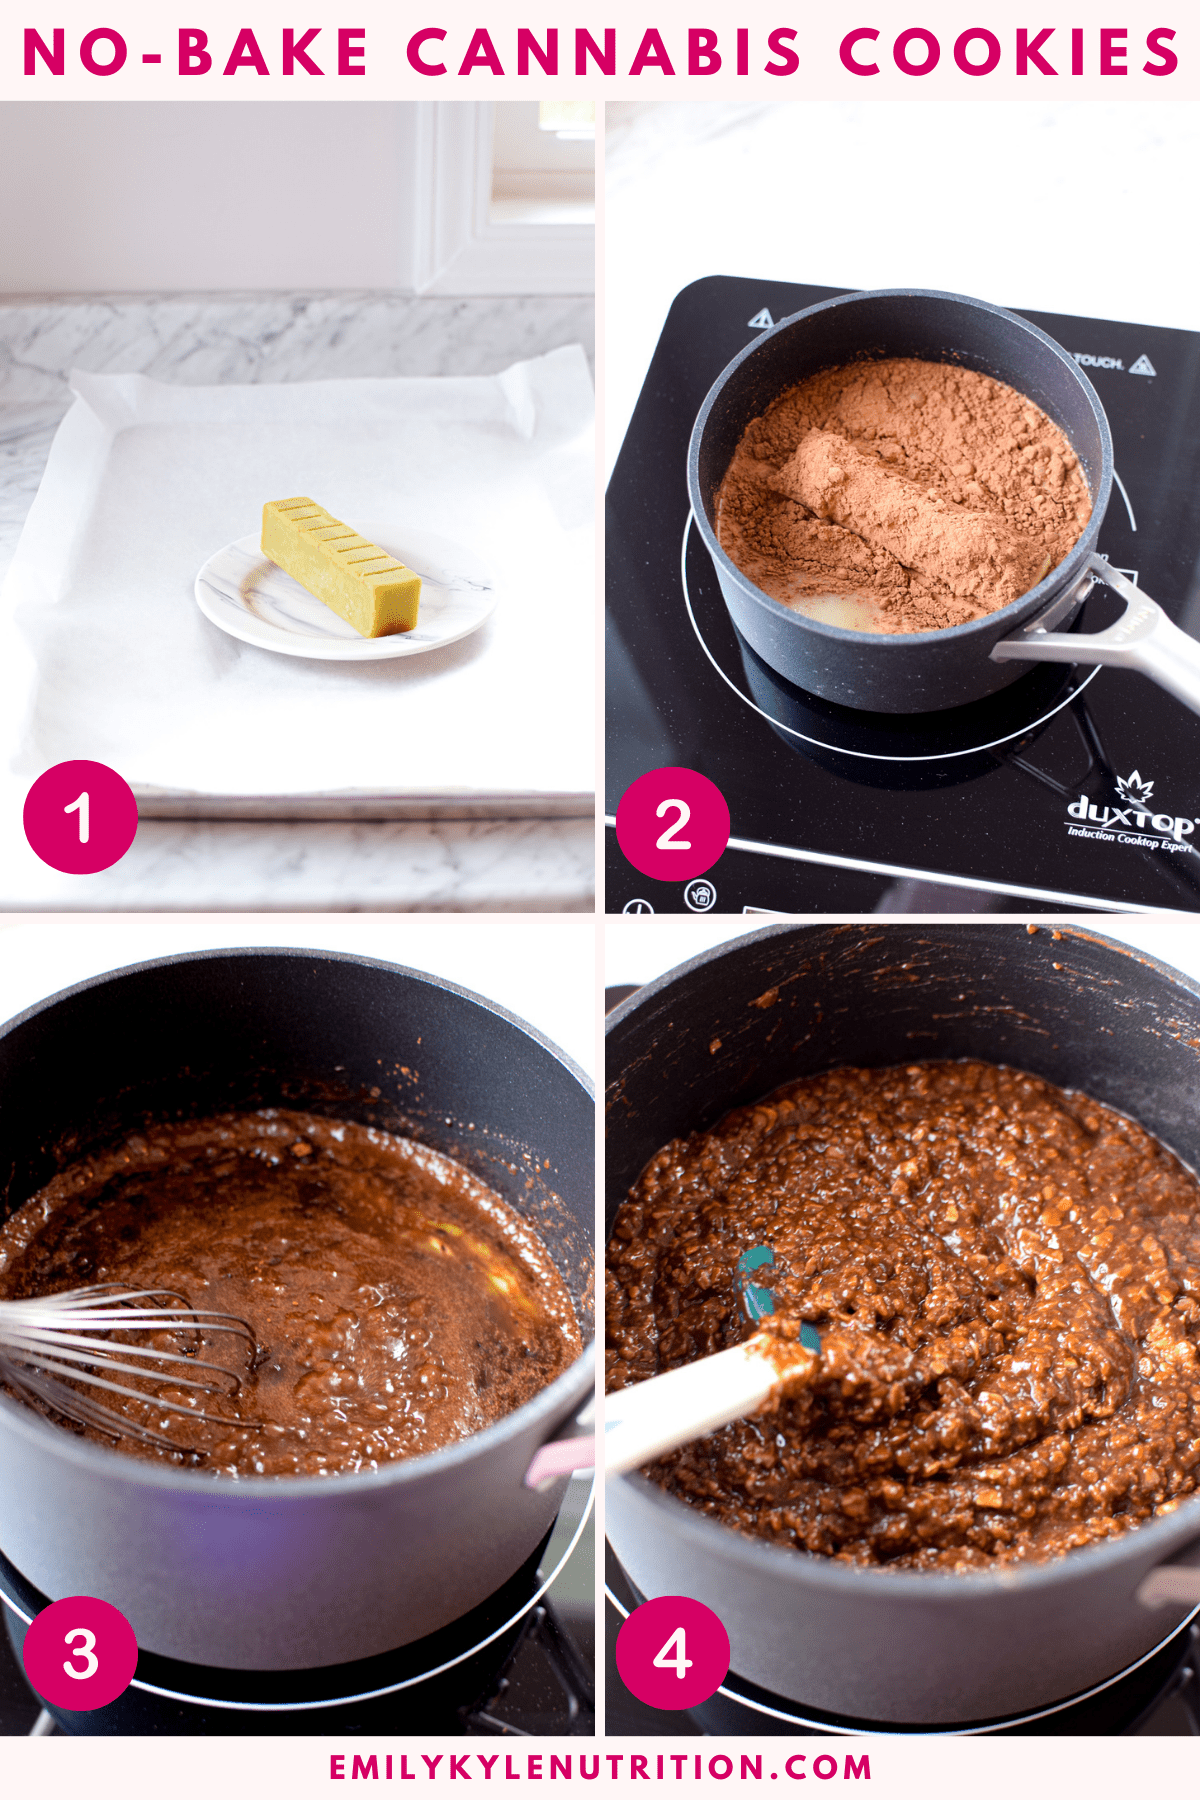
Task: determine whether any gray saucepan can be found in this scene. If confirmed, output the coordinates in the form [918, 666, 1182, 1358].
[687, 289, 1200, 717]
[0, 948, 594, 1672]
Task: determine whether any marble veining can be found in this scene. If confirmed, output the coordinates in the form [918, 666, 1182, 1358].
[0, 292, 596, 910]
[3, 818, 595, 912]
[0, 290, 595, 409]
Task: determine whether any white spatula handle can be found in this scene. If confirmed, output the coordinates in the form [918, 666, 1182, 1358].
[605, 1339, 782, 1477]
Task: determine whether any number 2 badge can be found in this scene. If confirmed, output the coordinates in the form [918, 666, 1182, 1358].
[615, 767, 730, 884]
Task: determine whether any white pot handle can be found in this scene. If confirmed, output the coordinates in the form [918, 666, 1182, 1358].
[1136, 1542, 1200, 1609]
[991, 554, 1200, 720]
[523, 1398, 595, 1492]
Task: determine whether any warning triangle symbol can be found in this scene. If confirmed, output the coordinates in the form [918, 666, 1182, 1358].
[747, 308, 774, 330]
[1129, 354, 1157, 377]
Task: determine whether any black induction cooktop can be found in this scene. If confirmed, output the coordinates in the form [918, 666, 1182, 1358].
[606, 277, 1200, 915]
[0, 1536, 594, 1736]
[605, 1548, 1200, 1736]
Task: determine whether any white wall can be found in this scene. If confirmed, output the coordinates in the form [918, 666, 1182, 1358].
[0, 103, 418, 293]
[606, 101, 1200, 476]
[0, 102, 594, 296]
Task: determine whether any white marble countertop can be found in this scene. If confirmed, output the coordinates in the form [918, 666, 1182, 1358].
[0, 292, 596, 911]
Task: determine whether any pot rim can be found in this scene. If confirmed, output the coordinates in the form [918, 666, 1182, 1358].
[603, 920, 1169, 1043]
[612, 1461, 1200, 1603]
[0, 945, 595, 1502]
[685, 285, 1114, 651]
[605, 920, 1200, 1598]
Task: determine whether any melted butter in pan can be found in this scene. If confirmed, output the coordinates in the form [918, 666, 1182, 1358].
[0, 1110, 581, 1478]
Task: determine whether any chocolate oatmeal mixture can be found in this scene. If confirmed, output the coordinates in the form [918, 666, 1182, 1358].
[606, 1062, 1200, 1569]
[0, 1109, 581, 1478]
[715, 359, 1092, 634]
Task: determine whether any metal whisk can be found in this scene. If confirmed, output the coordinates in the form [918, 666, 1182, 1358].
[0, 1284, 259, 1455]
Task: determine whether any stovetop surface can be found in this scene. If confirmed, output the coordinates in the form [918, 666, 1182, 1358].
[0, 1589, 594, 1738]
[606, 278, 1200, 915]
[0, 1509, 595, 1738]
[605, 1546, 1200, 1736]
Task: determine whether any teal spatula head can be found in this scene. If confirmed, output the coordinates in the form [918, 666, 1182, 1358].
[736, 1244, 820, 1350]
[737, 1244, 775, 1322]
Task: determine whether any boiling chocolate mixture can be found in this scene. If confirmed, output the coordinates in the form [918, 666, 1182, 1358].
[606, 1061, 1200, 1570]
[715, 359, 1092, 634]
[0, 1109, 581, 1478]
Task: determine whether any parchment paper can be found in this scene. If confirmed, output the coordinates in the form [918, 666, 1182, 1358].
[0, 348, 593, 799]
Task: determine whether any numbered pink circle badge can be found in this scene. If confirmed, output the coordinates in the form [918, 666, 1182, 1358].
[615, 1594, 731, 1711]
[23, 761, 138, 874]
[615, 767, 730, 883]
[22, 1594, 139, 1711]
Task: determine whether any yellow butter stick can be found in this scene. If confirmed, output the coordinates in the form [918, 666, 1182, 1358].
[261, 498, 421, 639]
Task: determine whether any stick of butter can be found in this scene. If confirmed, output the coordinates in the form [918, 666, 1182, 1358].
[261, 498, 421, 638]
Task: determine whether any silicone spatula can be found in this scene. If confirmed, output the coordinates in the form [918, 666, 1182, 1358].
[605, 1245, 821, 1478]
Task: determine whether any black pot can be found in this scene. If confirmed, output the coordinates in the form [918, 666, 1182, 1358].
[733, 624, 1083, 791]
[0, 949, 594, 1672]
[605, 924, 1200, 1725]
[687, 289, 1113, 714]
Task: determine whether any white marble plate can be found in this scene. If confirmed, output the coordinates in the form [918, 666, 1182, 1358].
[194, 524, 498, 661]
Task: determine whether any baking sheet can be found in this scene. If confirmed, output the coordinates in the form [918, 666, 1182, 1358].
[0, 349, 594, 803]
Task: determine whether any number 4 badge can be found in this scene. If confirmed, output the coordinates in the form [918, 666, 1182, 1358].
[653, 1625, 695, 1680]
[614, 1594, 730, 1710]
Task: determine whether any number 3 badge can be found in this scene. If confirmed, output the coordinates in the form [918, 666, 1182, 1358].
[615, 767, 731, 884]
[614, 1594, 731, 1710]
[22, 1595, 139, 1711]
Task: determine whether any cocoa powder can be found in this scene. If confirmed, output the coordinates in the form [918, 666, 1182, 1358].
[714, 358, 1092, 634]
